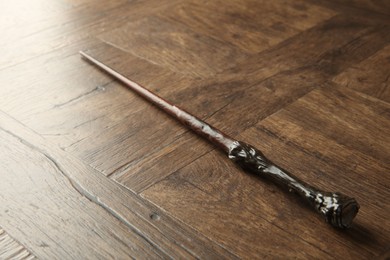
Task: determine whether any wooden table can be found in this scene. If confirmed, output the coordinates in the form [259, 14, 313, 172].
[1, 0, 389, 258]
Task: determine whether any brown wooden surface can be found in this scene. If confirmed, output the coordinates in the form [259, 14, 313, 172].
[0, 0, 389, 258]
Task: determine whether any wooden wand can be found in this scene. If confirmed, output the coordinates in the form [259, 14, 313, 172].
[80, 51, 359, 229]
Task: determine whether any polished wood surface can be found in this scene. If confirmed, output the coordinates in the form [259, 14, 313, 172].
[0, 0, 389, 258]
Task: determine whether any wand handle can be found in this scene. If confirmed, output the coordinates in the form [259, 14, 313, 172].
[229, 141, 359, 228]
[80, 51, 359, 228]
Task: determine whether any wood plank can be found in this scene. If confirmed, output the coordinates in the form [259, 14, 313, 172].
[2, 10, 389, 194]
[205, 18, 390, 135]
[269, 82, 390, 163]
[249, 86, 390, 257]
[0, 123, 166, 259]
[0, 42, 190, 149]
[39, 14, 390, 187]
[0, 0, 122, 69]
[0, 41, 214, 191]
[0, 0, 180, 70]
[0, 228, 35, 260]
[113, 15, 389, 192]
[160, 0, 335, 54]
[223, 14, 390, 83]
[98, 15, 248, 78]
[22, 13, 390, 191]
[141, 83, 390, 258]
[0, 0, 389, 258]
[113, 131, 212, 191]
[0, 110, 237, 259]
[327, 0, 390, 15]
[0, 40, 107, 123]
[333, 44, 390, 102]
[143, 151, 388, 258]
[142, 174, 333, 259]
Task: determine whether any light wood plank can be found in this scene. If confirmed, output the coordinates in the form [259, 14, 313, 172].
[0, 228, 35, 260]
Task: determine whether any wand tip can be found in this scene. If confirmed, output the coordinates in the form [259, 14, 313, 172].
[79, 50, 87, 58]
[79, 50, 94, 63]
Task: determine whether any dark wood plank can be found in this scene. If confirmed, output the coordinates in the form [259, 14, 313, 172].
[265, 82, 390, 163]
[113, 131, 211, 191]
[0, 228, 35, 260]
[142, 83, 390, 258]
[1, 0, 389, 257]
[250, 85, 390, 257]
[114, 15, 390, 191]
[97, 15, 249, 78]
[0, 110, 237, 259]
[160, 0, 335, 54]
[327, 0, 390, 15]
[197, 14, 390, 135]
[1, 4, 389, 195]
[142, 174, 333, 259]
[18, 13, 389, 193]
[333, 44, 390, 102]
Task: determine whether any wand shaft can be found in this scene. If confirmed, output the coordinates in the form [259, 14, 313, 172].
[80, 51, 359, 229]
[79, 51, 235, 153]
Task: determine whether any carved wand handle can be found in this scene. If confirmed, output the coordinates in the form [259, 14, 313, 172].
[80, 51, 359, 228]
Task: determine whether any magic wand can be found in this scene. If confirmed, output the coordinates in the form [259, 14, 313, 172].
[80, 51, 359, 229]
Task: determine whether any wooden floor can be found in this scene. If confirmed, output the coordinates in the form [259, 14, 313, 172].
[0, 0, 389, 259]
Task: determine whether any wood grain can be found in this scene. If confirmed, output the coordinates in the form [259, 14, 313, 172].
[160, 0, 336, 54]
[0, 120, 165, 259]
[0, 0, 389, 258]
[142, 83, 390, 258]
[333, 44, 390, 102]
[201, 14, 390, 135]
[0, 0, 180, 70]
[98, 15, 248, 78]
[327, 0, 390, 15]
[0, 111, 236, 259]
[13, 13, 388, 193]
[0, 228, 35, 260]
[142, 174, 333, 259]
